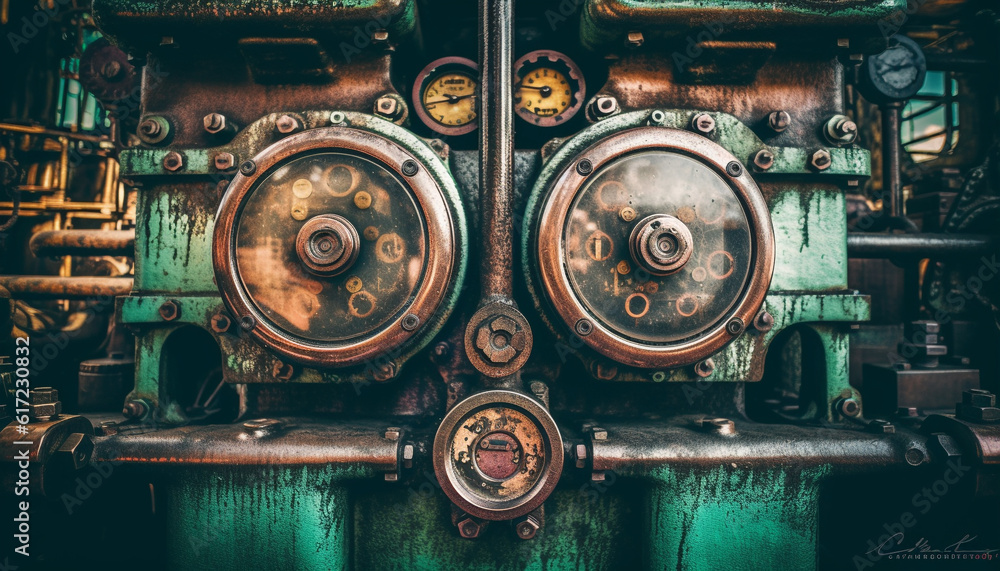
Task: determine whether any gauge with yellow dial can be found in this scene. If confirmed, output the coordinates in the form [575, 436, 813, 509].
[413, 57, 479, 136]
[514, 50, 586, 127]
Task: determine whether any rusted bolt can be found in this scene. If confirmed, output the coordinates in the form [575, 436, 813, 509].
[162, 151, 183, 172]
[576, 159, 593, 176]
[475, 315, 527, 364]
[272, 361, 295, 381]
[515, 515, 540, 540]
[137, 116, 170, 144]
[401, 160, 419, 176]
[592, 427, 607, 441]
[575, 319, 594, 337]
[726, 317, 745, 336]
[385, 427, 401, 440]
[210, 313, 232, 333]
[239, 315, 256, 331]
[767, 110, 791, 133]
[691, 113, 715, 135]
[753, 310, 774, 332]
[203, 113, 228, 134]
[575, 443, 588, 469]
[401, 314, 420, 331]
[403, 444, 414, 469]
[837, 397, 861, 417]
[457, 517, 483, 539]
[824, 115, 858, 145]
[243, 418, 283, 437]
[239, 160, 256, 176]
[694, 358, 714, 378]
[699, 417, 735, 435]
[374, 95, 402, 120]
[625, 31, 644, 48]
[275, 115, 302, 135]
[372, 29, 389, 44]
[31, 387, 59, 404]
[431, 341, 451, 364]
[214, 152, 235, 171]
[158, 300, 180, 321]
[373, 362, 397, 382]
[648, 110, 666, 125]
[619, 207, 636, 222]
[726, 161, 743, 177]
[752, 149, 774, 171]
[122, 400, 148, 419]
[810, 149, 832, 171]
[101, 60, 122, 80]
[590, 96, 620, 119]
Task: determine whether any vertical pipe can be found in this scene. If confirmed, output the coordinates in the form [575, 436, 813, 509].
[881, 102, 904, 219]
[478, 0, 515, 302]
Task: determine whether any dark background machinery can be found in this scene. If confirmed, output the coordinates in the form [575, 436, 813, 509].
[1, 0, 999, 569]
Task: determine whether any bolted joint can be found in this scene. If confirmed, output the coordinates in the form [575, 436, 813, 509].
[515, 515, 541, 540]
[574, 443, 589, 469]
[275, 115, 303, 135]
[767, 110, 791, 133]
[457, 516, 485, 539]
[374, 95, 404, 121]
[475, 315, 527, 365]
[123, 399, 149, 419]
[589, 96, 620, 120]
[694, 358, 714, 378]
[162, 151, 184, 172]
[158, 300, 180, 321]
[137, 116, 170, 145]
[810, 149, 832, 171]
[753, 310, 774, 332]
[836, 397, 861, 418]
[214, 152, 236, 171]
[824, 114, 859, 145]
[56, 433, 94, 470]
[210, 313, 232, 333]
[691, 113, 716, 135]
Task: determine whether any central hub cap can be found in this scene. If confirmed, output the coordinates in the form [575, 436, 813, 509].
[475, 431, 521, 480]
[629, 214, 693, 275]
[295, 214, 360, 277]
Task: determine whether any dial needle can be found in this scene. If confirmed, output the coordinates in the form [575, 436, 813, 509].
[425, 94, 477, 106]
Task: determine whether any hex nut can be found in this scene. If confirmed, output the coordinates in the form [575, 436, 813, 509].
[515, 516, 540, 540]
[768, 111, 791, 133]
[56, 433, 94, 470]
[275, 115, 302, 135]
[457, 517, 483, 539]
[158, 300, 180, 321]
[575, 443, 588, 469]
[162, 151, 184, 172]
[27, 401, 62, 421]
[30, 387, 59, 404]
[753, 150, 775, 171]
[210, 313, 232, 333]
[810, 149, 832, 171]
[214, 152, 235, 171]
[203, 113, 228, 134]
[691, 113, 715, 135]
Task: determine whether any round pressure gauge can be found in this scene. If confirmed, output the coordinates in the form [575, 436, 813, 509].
[213, 124, 466, 368]
[433, 390, 563, 521]
[413, 57, 479, 136]
[527, 127, 774, 369]
[513, 50, 586, 127]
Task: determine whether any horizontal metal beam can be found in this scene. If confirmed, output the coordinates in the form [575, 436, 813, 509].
[847, 233, 999, 259]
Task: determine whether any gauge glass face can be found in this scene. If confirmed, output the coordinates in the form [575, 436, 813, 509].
[235, 152, 427, 343]
[515, 67, 572, 119]
[422, 72, 478, 127]
[563, 151, 752, 343]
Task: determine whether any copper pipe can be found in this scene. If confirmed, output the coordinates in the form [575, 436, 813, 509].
[0, 276, 133, 299]
[29, 230, 135, 257]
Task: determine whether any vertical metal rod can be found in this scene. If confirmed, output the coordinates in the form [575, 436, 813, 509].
[881, 102, 904, 219]
[478, 0, 515, 302]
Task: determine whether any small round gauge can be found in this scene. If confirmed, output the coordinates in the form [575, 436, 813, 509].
[859, 35, 926, 104]
[513, 50, 586, 127]
[413, 57, 479, 136]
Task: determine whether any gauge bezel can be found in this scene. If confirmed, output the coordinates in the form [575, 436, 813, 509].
[213, 126, 457, 368]
[534, 127, 775, 369]
[412, 56, 480, 136]
[513, 49, 586, 127]
[433, 390, 563, 521]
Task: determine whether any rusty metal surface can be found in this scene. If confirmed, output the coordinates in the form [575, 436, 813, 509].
[92, 418, 401, 472]
[922, 414, 1000, 466]
[847, 233, 1000, 258]
[0, 276, 133, 299]
[29, 230, 135, 257]
[0, 415, 94, 496]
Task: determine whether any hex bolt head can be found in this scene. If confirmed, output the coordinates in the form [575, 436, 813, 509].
[694, 358, 715, 378]
[214, 152, 235, 171]
[575, 443, 588, 469]
[138, 116, 170, 144]
[824, 115, 859, 145]
[768, 110, 791, 133]
[577, 159, 594, 176]
[515, 516, 540, 540]
[837, 397, 861, 417]
[242, 418, 283, 437]
[158, 300, 180, 321]
[402, 444, 414, 469]
[691, 113, 716, 135]
[810, 149, 832, 171]
[210, 313, 232, 333]
[239, 160, 256, 176]
[590, 96, 620, 119]
[475, 316, 527, 364]
[162, 151, 183, 172]
[457, 517, 483, 539]
[57, 432, 94, 469]
[753, 310, 774, 332]
[375, 95, 403, 120]
[122, 400, 148, 419]
[625, 30, 645, 48]
[275, 115, 302, 135]
[726, 317, 745, 336]
[372, 362, 397, 382]
[203, 113, 227, 134]
[752, 149, 775, 171]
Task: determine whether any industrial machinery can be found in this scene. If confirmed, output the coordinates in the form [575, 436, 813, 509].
[1, 0, 999, 569]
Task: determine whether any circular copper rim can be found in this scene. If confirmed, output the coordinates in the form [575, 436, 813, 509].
[513, 50, 586, 127]
[535, 127, 775, 369]
[213, 126, 456, 368]
[433, 390, 563, 521]
[412, 56, 480, 137]
[295, 214, 360, 277]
